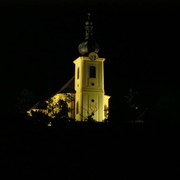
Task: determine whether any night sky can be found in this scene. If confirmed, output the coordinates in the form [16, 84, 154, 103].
[1, 0, 180, 120]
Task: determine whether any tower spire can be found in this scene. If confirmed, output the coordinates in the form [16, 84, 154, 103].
[85, 13, 93, 40]
[78, 13, 99, 56]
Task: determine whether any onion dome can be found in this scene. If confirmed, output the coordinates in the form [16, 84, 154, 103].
[78, 13, 99, 56]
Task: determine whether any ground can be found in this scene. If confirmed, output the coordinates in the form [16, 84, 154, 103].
[1, 119, 180, 179]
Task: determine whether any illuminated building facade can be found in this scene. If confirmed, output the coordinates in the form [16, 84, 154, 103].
[27, 13, 110, 122]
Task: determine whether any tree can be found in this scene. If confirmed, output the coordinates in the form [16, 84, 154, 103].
[84, 105, 98, 122]
[30, 111, 51, 126]
[123, 88, 148, 124]
[45, 93, 75, 125]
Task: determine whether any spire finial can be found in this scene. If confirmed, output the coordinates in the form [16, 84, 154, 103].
[85, 13, 93, 40]
[87, 12, 91, 20]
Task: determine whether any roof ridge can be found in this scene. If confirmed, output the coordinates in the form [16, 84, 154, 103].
[56, 76, 75, 94]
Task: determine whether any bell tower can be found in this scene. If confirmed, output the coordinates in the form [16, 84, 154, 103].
[74, 13, 110, 122]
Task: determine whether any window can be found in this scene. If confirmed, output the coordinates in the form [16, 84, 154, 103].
[76, 101, 79, 114]
[89, 66, 96, 78]
[104, 105, 109, 119]
[77, 68, 79, 79]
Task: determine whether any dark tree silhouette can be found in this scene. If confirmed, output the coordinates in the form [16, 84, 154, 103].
[16, 88, 36, 115]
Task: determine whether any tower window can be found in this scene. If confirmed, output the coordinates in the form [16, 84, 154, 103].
[77, 68, 79, 79]
[76, 101, 79, 114]
[104, 105, 109, 119]
[89, 66, 96, 78]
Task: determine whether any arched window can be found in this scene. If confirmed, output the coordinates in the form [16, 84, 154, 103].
[89, 66, 96, 78]
[76, 101, 79, 114]
[104, 105, 108, 119]
[77, 68, 79, 79]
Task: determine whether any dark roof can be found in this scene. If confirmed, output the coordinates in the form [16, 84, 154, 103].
[56, 76, 75, 93]
[30, 76, 75, 110]
[31, 101, 47, 109]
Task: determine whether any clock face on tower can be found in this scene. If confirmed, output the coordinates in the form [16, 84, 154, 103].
[88, 52, 98, 61]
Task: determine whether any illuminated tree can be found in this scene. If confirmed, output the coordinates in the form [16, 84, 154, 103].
[55, 99, 69, 119]
[46, 93, 73, 118]
[46, 93, 76, 125]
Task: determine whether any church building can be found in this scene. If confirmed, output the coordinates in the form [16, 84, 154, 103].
[27, 13, 110, 122]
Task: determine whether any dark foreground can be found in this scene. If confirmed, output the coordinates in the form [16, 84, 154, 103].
[1, 120, 180, 179]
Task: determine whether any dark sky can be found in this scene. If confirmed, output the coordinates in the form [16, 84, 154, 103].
[1, 0, 180, 116]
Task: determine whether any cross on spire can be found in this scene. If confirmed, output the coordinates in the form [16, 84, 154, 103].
[87, 12, 91, 20]
[85, 12, 93, 40]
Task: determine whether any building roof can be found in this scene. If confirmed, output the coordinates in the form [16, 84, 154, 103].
[31, 100, 47, 110]
[28, 76, 75, 111]
[56, 76, 75, 94]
